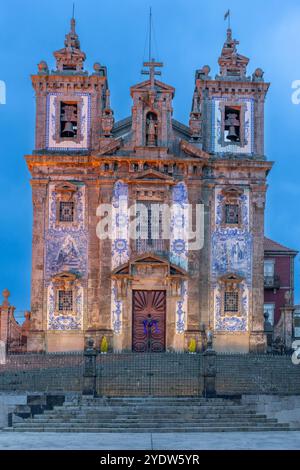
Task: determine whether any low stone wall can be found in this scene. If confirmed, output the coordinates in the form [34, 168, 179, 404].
[242, 395, 300, 428]
[0, 393, 27, 428]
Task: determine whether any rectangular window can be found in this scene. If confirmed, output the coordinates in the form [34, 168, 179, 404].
[294, 311, 300, 338]
[59, 201, 74, 222]
[225, 204, 239, 225]
[264, 260, 275, 277]
[264, 303, 275, 326]
[60, 101, 78, 138]
[135, 202, 165, 253]
[224, 291, 239, 313]
[58, 290, 73, 312]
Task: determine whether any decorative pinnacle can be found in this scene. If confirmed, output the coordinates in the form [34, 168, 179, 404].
[2, 289, 10, 307]
[64, 17, 80, 50]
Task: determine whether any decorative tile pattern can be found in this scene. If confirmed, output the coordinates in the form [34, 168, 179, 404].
[46, 92, 91, 151]
[111, 281, 122, 335]
[46, 183, 87, 330]
[212, 188, 252, 332]
[46, 184, 87, 278]
[111, 181, 129, 270]
[170, 182, 189, 271]
[111, 181, 129, 334]
[47, 283, 83, 331]
[214, 281, 249, 332]
[176, 280, 188, 334]
[211, 97, 254, 155]
[170, 183, 189, 334]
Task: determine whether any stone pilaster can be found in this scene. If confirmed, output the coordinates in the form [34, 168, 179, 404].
[249, 186, 267, 353]
[27, 180, 47, 352]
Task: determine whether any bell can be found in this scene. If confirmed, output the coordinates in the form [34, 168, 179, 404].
[62, 122, 75, 137]
[227, 126, 238, 142]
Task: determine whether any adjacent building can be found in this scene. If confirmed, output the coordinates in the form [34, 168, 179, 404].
[264, 237, 298, 349]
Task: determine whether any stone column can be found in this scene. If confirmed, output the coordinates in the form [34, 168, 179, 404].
[0, 290, 11, 348]
[97, 183, 114, 347]
[278, 306, 294, 351]
[185, 180, 202, 349]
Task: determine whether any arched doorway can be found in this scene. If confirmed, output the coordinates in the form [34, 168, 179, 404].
[132, 290, 166, 352]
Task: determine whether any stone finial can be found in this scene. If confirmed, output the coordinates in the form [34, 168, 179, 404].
[53, 17, 86, 72]
[1, 289, 10, 307]
[37, 60, 49, 74]
[86, 337, 95, 351]
[218, 28, 249, 79]
[252, 67, 264, 82]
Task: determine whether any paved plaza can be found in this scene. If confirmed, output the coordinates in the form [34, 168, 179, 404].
[0, 432, 299, 450]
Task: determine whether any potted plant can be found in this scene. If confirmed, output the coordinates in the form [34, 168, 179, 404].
[100, 336, 108, 354]
[188, 338, 197, 354]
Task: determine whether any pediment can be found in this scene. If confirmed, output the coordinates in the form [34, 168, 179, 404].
[130, 79, 175, 94]
[131, 169, 174, 182]
[180, 139, 210, 160]
[54, 182, 78, 193]
[219, 273, 244, 283]
[111, 254, 188, 278]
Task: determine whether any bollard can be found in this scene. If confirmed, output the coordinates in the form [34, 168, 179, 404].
[83, 337, 97, 396]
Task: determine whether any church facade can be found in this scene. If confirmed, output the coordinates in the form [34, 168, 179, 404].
[26, 18, 272, 353]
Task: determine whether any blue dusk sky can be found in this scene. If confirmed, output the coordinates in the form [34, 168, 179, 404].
[0, 0, 299, 318]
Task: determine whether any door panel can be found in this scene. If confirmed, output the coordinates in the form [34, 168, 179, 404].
[132, 290, 166, 352]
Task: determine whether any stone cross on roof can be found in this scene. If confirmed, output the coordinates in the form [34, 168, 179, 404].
[141, 60, 163, 89]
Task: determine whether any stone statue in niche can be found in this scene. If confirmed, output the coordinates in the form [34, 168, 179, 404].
[146, 113, 157, 146]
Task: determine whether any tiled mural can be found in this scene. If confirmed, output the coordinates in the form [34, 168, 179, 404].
[111, 181, 129, 334]
[212, 187, 252, 332]
[46, 182, 88, 330]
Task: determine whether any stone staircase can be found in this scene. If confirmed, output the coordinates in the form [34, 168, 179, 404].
[5, 396, 294, 432]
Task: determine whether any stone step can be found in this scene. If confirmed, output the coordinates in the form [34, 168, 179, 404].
[7, 426, 292, 433]
[40, 408, 261, 415]
[52, 405, 254, 413]
[18, 420, 281, 428]
[32, 413, 272, 422]
[15, 419, 282, 427]
[8, 397, 292, 434]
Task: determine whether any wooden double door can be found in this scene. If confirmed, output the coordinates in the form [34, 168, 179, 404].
[132, 290, 166, 352]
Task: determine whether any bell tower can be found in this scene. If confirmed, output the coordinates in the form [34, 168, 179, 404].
[130, 60, 175, 149]
[32, 17, 110, 153]
[191, 28, 269, 157]
[27, 16, 113, 352]
[189, 27, 273, 353]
